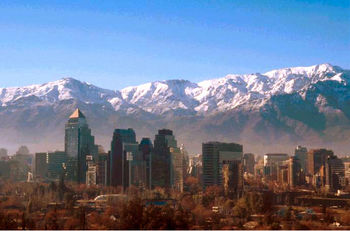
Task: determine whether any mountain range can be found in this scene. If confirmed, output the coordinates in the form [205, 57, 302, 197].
[1, 63, 350, 155]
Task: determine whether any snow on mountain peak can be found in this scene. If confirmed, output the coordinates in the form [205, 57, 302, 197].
[0, 77, 118, 106]
[0, 64, 346, 114]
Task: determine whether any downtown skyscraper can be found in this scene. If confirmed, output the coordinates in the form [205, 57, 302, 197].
[65, 109, 97, 183]
[110, 128, 137, 187]
[152, 129, 183, 191]
[202, 141, 243, 196]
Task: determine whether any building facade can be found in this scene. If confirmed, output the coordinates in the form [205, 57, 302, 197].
[307, 149, 334, 187]
[139, 138, 153, 190]
[47, 151, 67, 179]
[110, 128, 137, 188]
[325, 156, 345, 191]
[295, 145, 308, 173]
[97, 152, 110, 185]
[152, 129, 177, 189]
[243, 153, 255, 175]
[263, 153, 289, 181]
[202, 142, 243, 192]
[65, 109, 97, 183]
[35, 152, 47, 180]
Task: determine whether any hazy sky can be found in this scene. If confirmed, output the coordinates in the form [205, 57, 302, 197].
[0, 0, 349, 89]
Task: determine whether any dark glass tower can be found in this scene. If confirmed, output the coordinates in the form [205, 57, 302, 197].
[202, 142, 243, 189]
[152, 129, 178, 189]
[110, 128, 137, 187]
[64, 109, 97, 184]
[139, 138, 153, 189]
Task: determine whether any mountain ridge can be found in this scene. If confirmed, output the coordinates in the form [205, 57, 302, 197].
[1, 63, 350, 155]
[0, 63, 345, 114]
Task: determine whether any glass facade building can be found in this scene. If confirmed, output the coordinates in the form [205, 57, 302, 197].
[64, 109, 97, 183]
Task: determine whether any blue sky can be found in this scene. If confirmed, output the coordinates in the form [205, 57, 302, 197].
[0, 0, 349, 89]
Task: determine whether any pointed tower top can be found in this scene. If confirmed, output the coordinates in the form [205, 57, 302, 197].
[69, 108, 86, 119]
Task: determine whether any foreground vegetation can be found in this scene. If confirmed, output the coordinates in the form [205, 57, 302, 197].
[0, 177, 350, 230]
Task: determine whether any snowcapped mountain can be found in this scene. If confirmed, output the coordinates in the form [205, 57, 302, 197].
[0, 63, 346, 115]
[0, 77, 119, 106]
[0, 63, 350, 154]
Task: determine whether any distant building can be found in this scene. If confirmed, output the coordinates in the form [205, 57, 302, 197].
[243, 153, 255, 175]
[288, 156, 302, 187]
[65, 157, 78, 182]
[307, 149, 334, 187]
[263, 153, 289, 181]
[170, 146, 184, 192]
[139, 138, 153, 189]
[341, 157, 350, 186]
[86, 155, 97, 186]
[325, 156, 345, 191]
[152, 129, 178, 189]
[277, 164, 289, 185]
[35, 152, 48, 179]
[10, 153, 33, 181]
[124, 142, 143, 188]
[109, 128, 149, 189]
[0, 148, 8, 161]
[188, 154, 202, 181]
[202, 142, 243, 194]
[97, 152, 109, 186]
[307, 149, 333, 175]
[181, 144, 190, 179]
[110, 128, 137, 188]
[295, 145, 308, 172]
[47, 151, 67, 179]
[65, 109, 97, 183]
[254, 157, 264, 178]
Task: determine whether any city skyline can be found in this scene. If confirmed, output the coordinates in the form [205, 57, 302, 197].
[1, 1, 350, 229]
[1, 106, 350, 229]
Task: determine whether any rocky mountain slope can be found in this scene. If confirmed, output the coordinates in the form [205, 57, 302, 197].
[1, 63, 349, 155]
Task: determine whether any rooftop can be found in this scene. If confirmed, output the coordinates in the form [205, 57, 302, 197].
[69, 108, 86, 119]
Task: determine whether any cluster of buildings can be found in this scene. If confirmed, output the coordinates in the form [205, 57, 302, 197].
[189, 145, 350, 197]
[34, 109, 187, 192]
[254, 146, 347, 192]
[0, 108, 347, 197]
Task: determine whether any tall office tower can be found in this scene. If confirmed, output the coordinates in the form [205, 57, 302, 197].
[47, 151, 67, 179]
[295, 146, 308, 172]
[170, 146, 184, 192]
[307, 149, 334, 186]
[152, 129, 177, 189]
[110, 128, 137, 187]
[263, 153, 289, 181]
[139, 138, 153, 189]
[97, 152, 110, 185]
[35, 152, 48, 180]
[288, 156, 302, 187]
[65, 109, 97, 183]
[243, 153, 255, 175]
[202, 142, 243, 191]
[325, 156, 345, 191]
